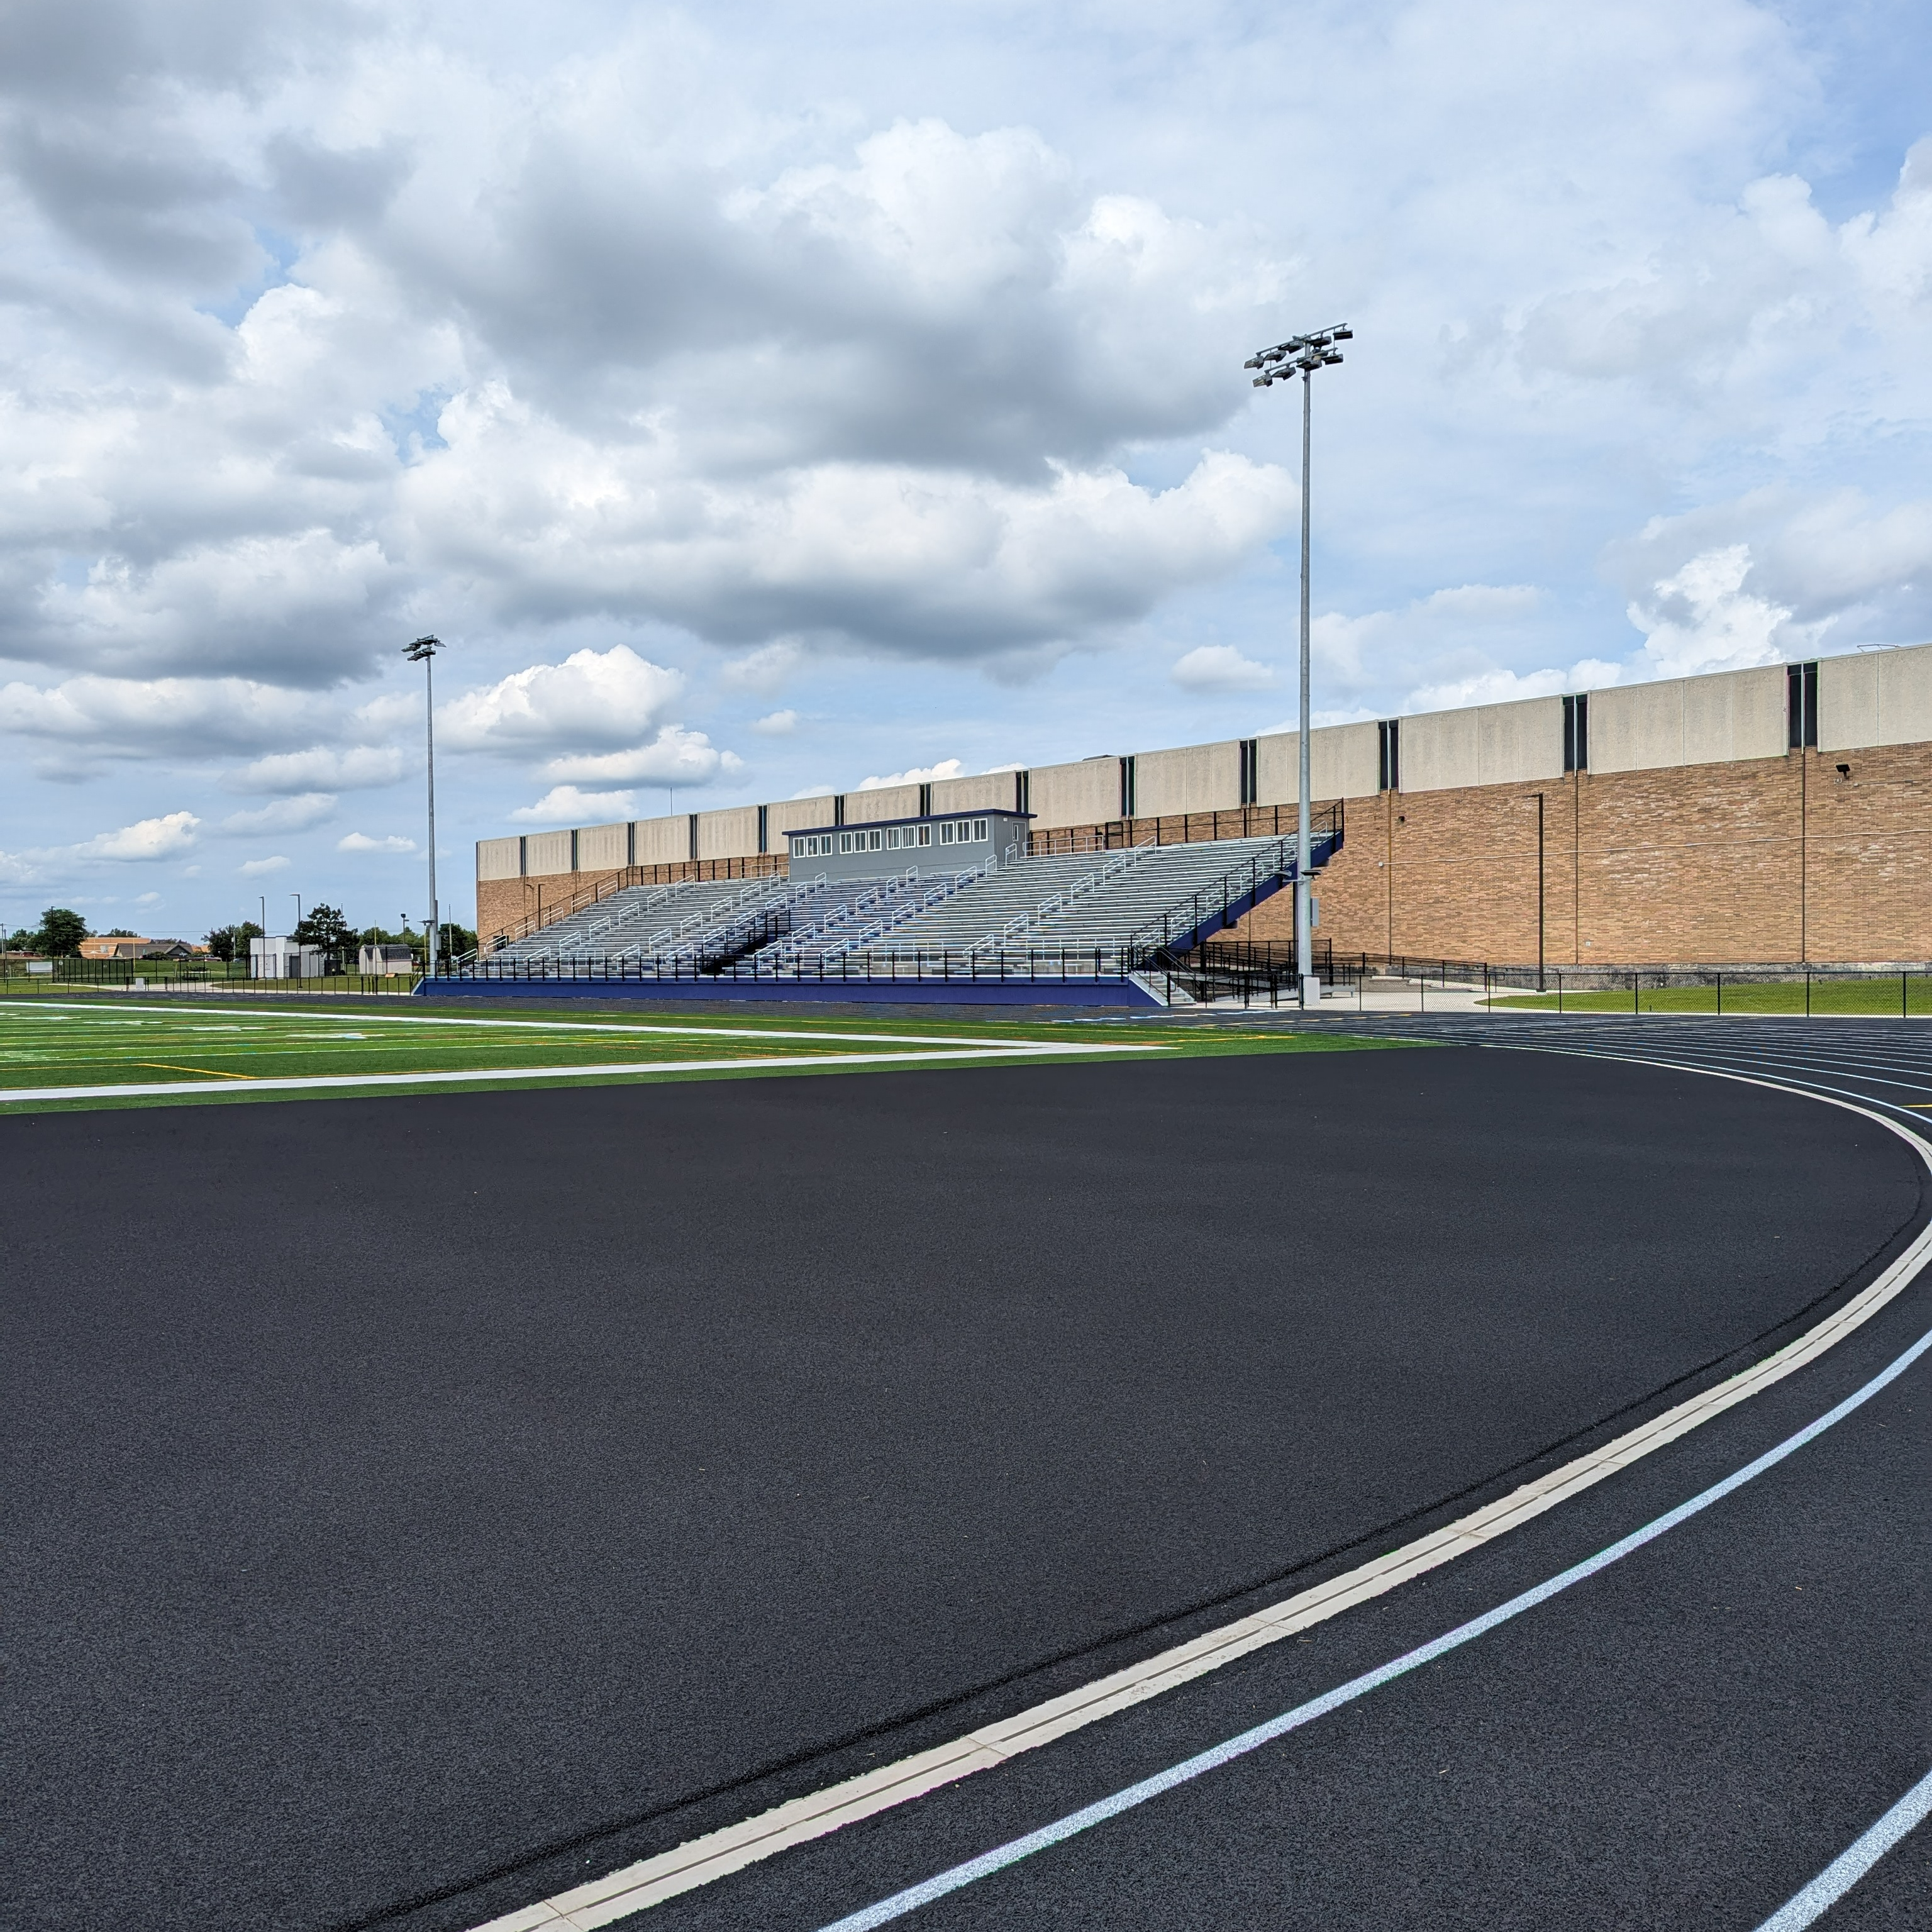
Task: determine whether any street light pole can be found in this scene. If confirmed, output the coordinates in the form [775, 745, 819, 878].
[406, 636, 443, 980]
[1246, 323, 1352, 1009]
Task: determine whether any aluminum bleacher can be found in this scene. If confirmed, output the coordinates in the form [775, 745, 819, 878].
[454, 820, 1332, 992]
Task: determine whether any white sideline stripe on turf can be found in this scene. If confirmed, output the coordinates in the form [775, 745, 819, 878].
[814, 1318, 1932, 1932]
[1753, 1764, 1932, 1930]
[9, 1001, 1076, 1050]
[0, 1043, 1165, 1105]
[463, 1075, 1932, 1931]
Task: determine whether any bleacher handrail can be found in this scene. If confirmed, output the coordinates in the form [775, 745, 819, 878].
[965, 838, 1157, 955]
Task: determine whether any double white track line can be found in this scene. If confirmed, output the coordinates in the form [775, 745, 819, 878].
[472, 1065, 1932, 1932]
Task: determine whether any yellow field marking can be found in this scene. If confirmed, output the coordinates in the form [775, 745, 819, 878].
[131, 1063, 257, 1080]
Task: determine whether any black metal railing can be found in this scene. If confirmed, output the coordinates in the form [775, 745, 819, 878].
[446, 947, 1140, 986]
[1120, 808, 1340, 960]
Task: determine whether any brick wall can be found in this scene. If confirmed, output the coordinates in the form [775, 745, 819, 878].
[1219, 743, 1932, 965]
[477, 743, 1932, 965]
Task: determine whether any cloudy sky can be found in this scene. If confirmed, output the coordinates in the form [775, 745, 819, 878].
[4, 0, 1931, 937]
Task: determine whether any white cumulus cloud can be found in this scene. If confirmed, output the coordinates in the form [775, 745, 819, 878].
[440, 645, 686, 753]
[509, 786, 640, 824]
[541, 724, 741, 787]
[857, 759, 964, 789]
[219, 794, 338, 836]
[238, 855, 292, 876]
[1170, 645, 1275, 692]
[70, 812, 202, 862]
[225, 745, 412, 795]
[337, 832, 417, 853]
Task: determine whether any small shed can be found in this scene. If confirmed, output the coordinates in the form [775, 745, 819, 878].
[358, 944, 416, 977]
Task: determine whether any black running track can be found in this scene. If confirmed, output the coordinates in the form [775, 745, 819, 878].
[4, 1038, 1926, 1932]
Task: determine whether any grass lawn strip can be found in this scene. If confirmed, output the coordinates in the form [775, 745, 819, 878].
[1489, 980, 1932, 1016]
[0, 1001, 1404, 1114]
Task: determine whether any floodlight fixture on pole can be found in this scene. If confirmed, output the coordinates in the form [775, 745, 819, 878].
[1244, 324, 1351, 1009]
[406, 635, 443, 982]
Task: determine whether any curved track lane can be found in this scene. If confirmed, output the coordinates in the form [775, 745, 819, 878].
[5, 1031, 1925, 1931]
[679, 1017, 1932, 1932]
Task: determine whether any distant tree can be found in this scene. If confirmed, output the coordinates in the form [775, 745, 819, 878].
[5, 926, 35, 952]
[203, 920, 263, 964]
[292, 903, 355, 952]
[103, 926, 140, 938]
[35, 909, 89, 957]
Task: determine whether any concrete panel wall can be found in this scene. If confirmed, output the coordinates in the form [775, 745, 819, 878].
[1477, 697, 1564, 784]
[848, 783, 921, 823]
[577, 821, 628, 870]
[1683, 665, 1787, 765]
[696, 805, 760, 860]
[1821, 642, 1932, 751]
[1254, 723, 1380, 804]
[1401, 707, 1481, 793]
[1316, 721, 1382, 799]
[1135, 740, 1239, 817]
[767, 796, 838, 837]
[522, 829, 572, 877]
[1875, 644, 1932, 744]
[1589, 680, 1685, 774]
[930, 771, 1020, 814]
[1026, 757, 1122, 830]
[477, 836, 521, 882]
[1821, 653, 1879, 752]
[632, 815, 691, 867]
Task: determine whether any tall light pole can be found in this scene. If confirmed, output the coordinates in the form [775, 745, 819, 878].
[1245, 323, 1352, 1009]
[406, 635, 443, 980]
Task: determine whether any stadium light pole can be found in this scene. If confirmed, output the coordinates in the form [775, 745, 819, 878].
[406, 635, 443, 980]
[1245, 323, 1352, 1009]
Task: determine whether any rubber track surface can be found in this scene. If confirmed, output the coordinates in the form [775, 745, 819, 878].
[4, 1048, 1920, 1931]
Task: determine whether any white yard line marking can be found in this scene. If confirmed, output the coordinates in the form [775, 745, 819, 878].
[463, 1075, 1932, 1931]
[0, 1043, 1166, 1106]
[1753, 1764, 1932, 1930]
[813, 1319, 1932, 1932]
[3, 1001, 1082, 1050]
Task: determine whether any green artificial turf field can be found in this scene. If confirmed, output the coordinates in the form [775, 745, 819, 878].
[0, 996, 1401, 1114]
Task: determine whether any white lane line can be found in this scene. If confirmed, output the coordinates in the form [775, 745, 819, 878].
[0, 1043, 1166, 1106]
[464, 1076, 1932, 1931]
[1, 1000, 1085, 1050]
[814, 1317, 1932, 1932]
[1753, 1764, 1932, 1930]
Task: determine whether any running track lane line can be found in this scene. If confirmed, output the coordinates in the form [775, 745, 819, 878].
[0, 1043, 1167, 1106]
[813, 1316, 1932, 1932]
[1753, 1763, 1932, 1930]
[468, 1071, 1932, 1932]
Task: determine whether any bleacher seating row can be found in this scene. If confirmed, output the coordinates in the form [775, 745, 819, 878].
[459, 833, 1323, 981]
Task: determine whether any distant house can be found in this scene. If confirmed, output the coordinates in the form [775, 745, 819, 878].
[78, 936, 199, 961]
[358, 944, 416, 977]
